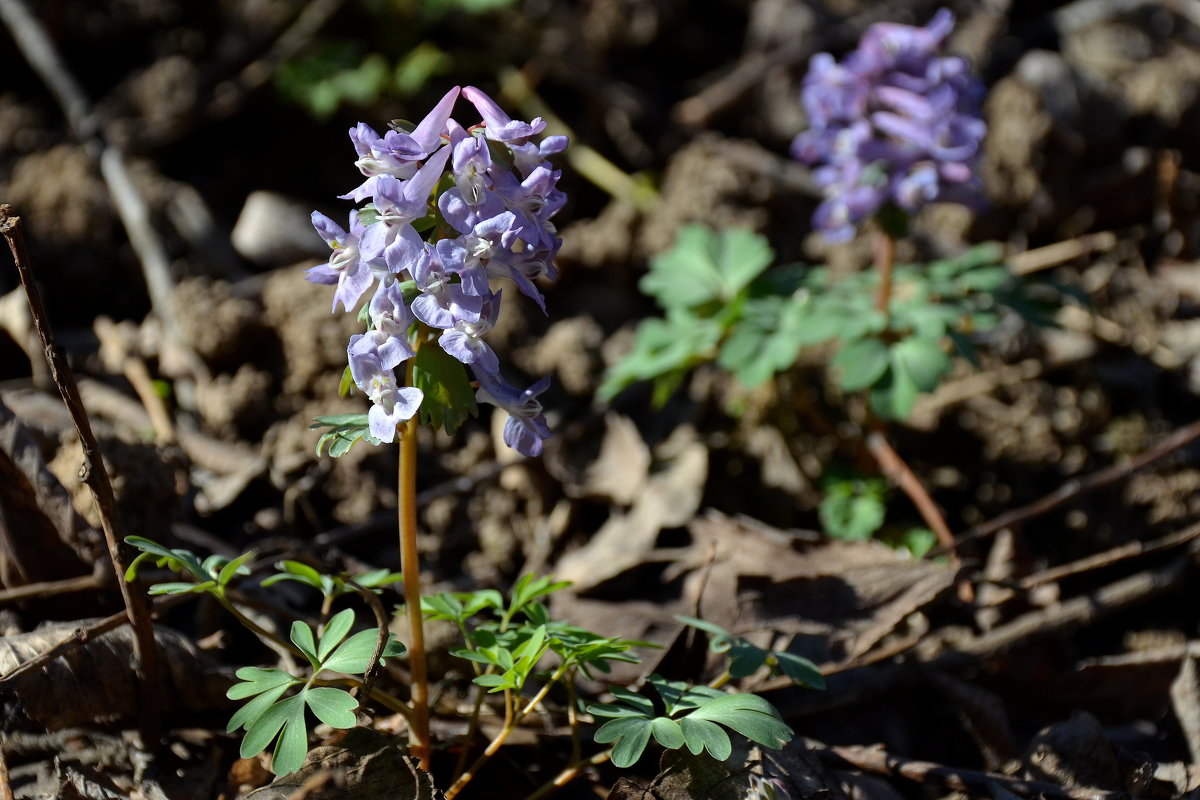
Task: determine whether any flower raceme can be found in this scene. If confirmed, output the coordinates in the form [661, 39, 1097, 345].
[307, 86, 562, 455]
[791, 9, 986, 242]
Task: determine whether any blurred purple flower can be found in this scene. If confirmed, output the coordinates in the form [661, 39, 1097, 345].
[792, 8, 986, 241]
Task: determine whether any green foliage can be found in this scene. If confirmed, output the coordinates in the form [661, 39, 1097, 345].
[412, 341, 477, 434]
[587, 675, 794, 768]
[124, 536, 252, 599]
[601, 226, 1066, 420]
[427, 575, 648, 693]
[598, 225, 771, 403]
[310, 414, 381, 458]
[226, 608, 406, 776]
[261, 561, 403, 599]
[275, 43, 393, 119]
[818, 472, 889, 542]
[675, 616, 824, 689]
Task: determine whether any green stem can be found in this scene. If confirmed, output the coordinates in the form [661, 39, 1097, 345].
[445, 664, 570, 799]
[216, 594, 304, 660]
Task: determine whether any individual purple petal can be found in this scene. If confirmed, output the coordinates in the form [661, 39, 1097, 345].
[437, 290, 501, 373]
[305, 263, 338, 285]
[368, 386, 424, 443]
[439, 188, 506, 234]
[463, 85, 547, 143]
[409, 86, 461, 155]
[439, 329, 500, 374]
[474, 371, 552, 457]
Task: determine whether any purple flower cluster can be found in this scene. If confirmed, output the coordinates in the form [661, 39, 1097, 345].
[307, 86, 565, 456]
[791, 9, 986, 242]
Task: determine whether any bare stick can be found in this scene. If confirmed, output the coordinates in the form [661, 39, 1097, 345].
[0, 610, 127, 692]
[808, 739, 1128, 800]
[867, 430, 955, 553]
[1019, 521, 1200, 589]
[0, 205, 161, 744]
[949, 416, 1200, 553]
[345, 577, 391, 704]
[0, 573, 105, 606]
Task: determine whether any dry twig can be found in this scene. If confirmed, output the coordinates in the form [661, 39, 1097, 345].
[808, 739, 1129, 800]
[949, 417, 1200, 553]
[0, 205, 161, 744]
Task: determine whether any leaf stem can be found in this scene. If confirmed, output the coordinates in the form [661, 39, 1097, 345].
[445, 663, 570, 799]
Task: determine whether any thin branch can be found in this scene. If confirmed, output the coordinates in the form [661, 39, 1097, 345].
[0, 573, 105, 606]
[344, 577, 390, 703]
[808, 738, 1128, 800]
[0, 611, 125, 693]
[1, 205, 161, 745]
[949, 416, 1200, 553]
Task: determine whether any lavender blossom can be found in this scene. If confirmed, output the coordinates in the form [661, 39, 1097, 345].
[474, 371, 553, 457]
[348, 336, 423, 443]
[791, 8, 986, 242]
[309, 85, 567, 457]
[307, 212, 373, 313]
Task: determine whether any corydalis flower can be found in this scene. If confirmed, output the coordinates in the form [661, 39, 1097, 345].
[474, 370, 552, 457]
[791, 8, 985, 242]
[310, 85, 566, 457]
[348, 335, 423, 443]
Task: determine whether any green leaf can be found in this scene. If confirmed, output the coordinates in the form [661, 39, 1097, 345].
[148, 581, 207, 595]
[241, 694, 304, 760]
[262, 561, 325, 591]
[774, 651, 826, 690]
[311, 413, 371, 427]
[727, 641, 769, 679]
[322, 629, 395, 674]
[869, 356, 920, 420]
[679, 717, 732, 760]
[640, 224, 773, 309]
[834, 336, 890, 392]
[651, 717, 685, 749]
[819, 491, 886, 541]
[311, 413, 381, 458]
[317, 609, 356, 661]
[891, 337, 950, 393]
[595, 717, 653, 768]
[217, 551, 255, 587]
[587, 702, 651, 719]
[687, 693, 793, 750]
[897, 527, 938, 559]
[473, 673, 511, 690]
[303, 686, 358, 729]
[227, 683, 291, 733]
[271, 696, 310, 776]
[338, 365, 355, 398]
[716, 296, 808, 389]
[124, 552, 151, 582]
[290, 621, 319, 666]
[597, 315, 720, 402]
[228, 667, 298, 699]
[412, 340, 477, 433]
